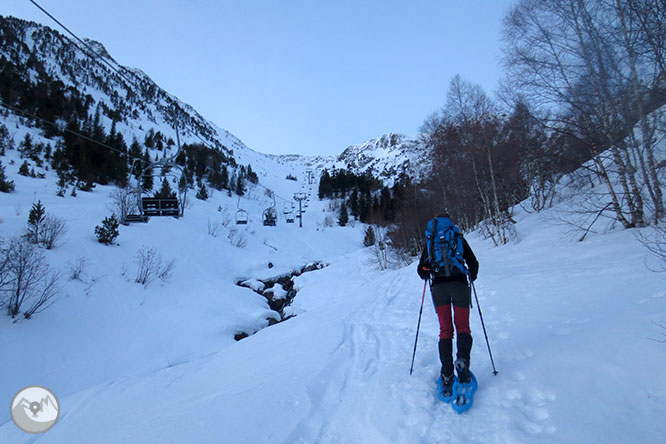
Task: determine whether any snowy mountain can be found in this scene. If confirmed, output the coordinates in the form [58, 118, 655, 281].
[0, 15, 428, 190]
[335, 133, 428, 182]
[271, 133, 428, 186]
[0, 15, 255, 163]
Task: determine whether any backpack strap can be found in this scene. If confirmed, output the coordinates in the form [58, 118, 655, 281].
[428, 217, 437, 265]
[440, 225, 452, 277]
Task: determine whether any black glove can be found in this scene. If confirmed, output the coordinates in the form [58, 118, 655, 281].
[470, 272, 477, 282]
[417, 264, 430, 280]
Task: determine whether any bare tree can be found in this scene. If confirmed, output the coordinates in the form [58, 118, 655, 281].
[372, 225, 390, 270]
[41, 214, 67, 249]
[134, 246, 175, 286]
[502, 0, 665, 230]
[67, 256, 90, 281]
[638, 224, 666, 272]
[109, 186, 139, 225]
[428, 76, 524, 245]
[1, 237, 59, 319]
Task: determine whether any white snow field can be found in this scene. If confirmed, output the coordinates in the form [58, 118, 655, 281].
[1, 134, 666, 443]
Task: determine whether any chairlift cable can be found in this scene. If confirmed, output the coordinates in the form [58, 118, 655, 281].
[24, 0, 313, 208]
[0, 101, 144, 162]
[28, 0, 148, 94]
[27, 0, 221, 160]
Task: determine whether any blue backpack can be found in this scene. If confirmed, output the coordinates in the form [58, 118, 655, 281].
[425, 217, 468, 277]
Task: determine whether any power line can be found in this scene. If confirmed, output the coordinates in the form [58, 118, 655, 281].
[0, 100, 144, 162]
[28, 0, 147, 93]
[24, 0, 298, 203]
[2, 100, 301, 204]
[27, 0, 235, 161]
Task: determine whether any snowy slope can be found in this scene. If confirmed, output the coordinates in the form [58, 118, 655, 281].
[0, 15, 275, 173]
[2, 125, 665, 442]
[334, 133, 427, 184]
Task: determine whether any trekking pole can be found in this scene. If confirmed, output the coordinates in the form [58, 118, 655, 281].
[471, 281, 499, 375]
[409, 279, 429, 376]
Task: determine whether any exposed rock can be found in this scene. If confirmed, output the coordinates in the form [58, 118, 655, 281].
[234, 261, 327, 340]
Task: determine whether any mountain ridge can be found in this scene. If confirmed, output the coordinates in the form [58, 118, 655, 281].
[1, 15, 429, 184]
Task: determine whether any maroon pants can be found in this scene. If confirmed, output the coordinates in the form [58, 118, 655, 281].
[431, 280, 471, 339]
[431, 280, 473, 376]
[436, 305, 470, 339]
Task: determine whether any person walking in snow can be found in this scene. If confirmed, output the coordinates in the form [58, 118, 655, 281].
[417, 213, 479, 399]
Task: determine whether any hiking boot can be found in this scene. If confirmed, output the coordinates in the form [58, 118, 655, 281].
[441, 373, 455, 398]
[455, 358, 471, 384]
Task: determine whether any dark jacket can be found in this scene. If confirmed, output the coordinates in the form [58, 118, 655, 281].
[417, 237, 479, 285]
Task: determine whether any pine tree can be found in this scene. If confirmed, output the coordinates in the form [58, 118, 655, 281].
[235, 174, 245, 196]
[221, 166, 229, 189]
[338, 202, 349, 227]
[145, 129, 154, 148]
[0, 160, 15, 192]
[349, 188, 359, 219]
[18, 160, 30, 176]
[155, 177, 176, 199]
[359, 191, 371, 222]
[363, 226, 376, 247]
[179, 175, 188, 193]
[56, 174, 67, 197]
[246, 164, 258, 184]
[0, 123, 10, 155]
[196, 183, 209, 200]
[142, 149, 154, 191]
[129, 139, 143, 180]
[19, 133, 33, 159]
[26, 200, 46, 244]
[95, 214, 120, 245]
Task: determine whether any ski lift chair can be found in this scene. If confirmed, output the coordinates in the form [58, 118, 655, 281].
[262, 207, 277, 226]
[142, 197, 180, 217]
[235, 209, 249, 224]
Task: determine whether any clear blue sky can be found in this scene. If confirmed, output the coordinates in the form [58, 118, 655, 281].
[4, 0, 514, 156]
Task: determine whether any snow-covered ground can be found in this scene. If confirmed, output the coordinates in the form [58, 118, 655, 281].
[1, 130, 666, 443]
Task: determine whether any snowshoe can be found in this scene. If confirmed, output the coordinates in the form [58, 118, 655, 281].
[436, 374, 455, 403]
[450, 359, 477, 413]
[451, 371, 478, 413]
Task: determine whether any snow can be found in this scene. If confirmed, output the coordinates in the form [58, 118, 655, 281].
[1, 127, 665, 443]
[1, 24, 666, 438]
[264, 285, 288, 300]
[240, 278, 266, 293]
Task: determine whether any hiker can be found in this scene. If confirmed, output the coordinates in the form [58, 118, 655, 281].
[417, 213, 479, 398]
